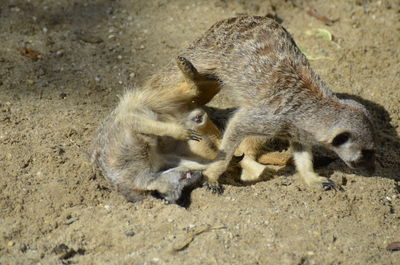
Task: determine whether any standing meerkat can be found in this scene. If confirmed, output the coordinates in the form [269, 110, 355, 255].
[179, 15, 375, 191]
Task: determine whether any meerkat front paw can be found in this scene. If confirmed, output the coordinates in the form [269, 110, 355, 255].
[186, 129, 202, 141]
[202, 161, 226, 194]
[204, 181, 224, 194]
[302, 172, 338, 191]
[171, 124, 202, 141]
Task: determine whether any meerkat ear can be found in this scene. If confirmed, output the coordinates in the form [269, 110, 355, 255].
[176, 56, 222, 105]
[176, 56, 199, 82]
[339, 99, 372, 121]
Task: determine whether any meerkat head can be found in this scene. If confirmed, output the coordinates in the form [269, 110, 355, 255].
[324, 101, 376, 173]
[185, 108, 208, 129]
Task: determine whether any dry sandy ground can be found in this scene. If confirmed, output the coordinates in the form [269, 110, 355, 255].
[1, 0, 399, 264]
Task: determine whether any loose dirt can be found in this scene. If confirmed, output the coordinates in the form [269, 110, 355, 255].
[1, 0, 399, 264]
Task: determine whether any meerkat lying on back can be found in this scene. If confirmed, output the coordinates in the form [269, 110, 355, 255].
[179, 15, 375, 191]
[91, 57, 213, 203]
[91, 100, 206, 203]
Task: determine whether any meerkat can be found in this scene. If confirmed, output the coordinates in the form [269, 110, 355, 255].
[91, 57, 215, 203]
[177, 15, 375, 191]
[91, 102, 206, 203]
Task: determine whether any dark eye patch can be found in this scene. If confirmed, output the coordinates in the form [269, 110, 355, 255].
[332, 132, 351, 147]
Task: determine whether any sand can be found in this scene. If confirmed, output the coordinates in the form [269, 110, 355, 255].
[0, 0, 399, 264]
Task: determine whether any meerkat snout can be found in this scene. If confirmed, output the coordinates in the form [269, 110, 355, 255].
[349, 149, 376, 174]
[192, 114, 203, 124]
[186, 108, 207, 128]
[328, 127, 375, 174]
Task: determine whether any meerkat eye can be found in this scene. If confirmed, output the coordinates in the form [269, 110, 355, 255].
[332, 132, 351, 147]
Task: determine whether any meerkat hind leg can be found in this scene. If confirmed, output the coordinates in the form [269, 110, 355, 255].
[292, 143, 336, 190]
[235, 137, 268, 182]
[239, 156, 268, 182]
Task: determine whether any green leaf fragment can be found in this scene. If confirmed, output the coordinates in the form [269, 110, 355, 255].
[305, 28, 333, 41]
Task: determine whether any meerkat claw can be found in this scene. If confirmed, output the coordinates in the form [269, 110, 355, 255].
[204, 182, 224, 194]
[322, 179, 337, 191]
[187, 129, 202, 141]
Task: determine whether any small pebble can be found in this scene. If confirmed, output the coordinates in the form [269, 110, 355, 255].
[125, 231, 135, 237]
[7, 241, 15, 247]
[52, 243, 69, 255]
[56, 50, 64, 57]
[20, 243, 28, 252]
[385, 196, 392, 201]
[106, 7, 114, 15]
